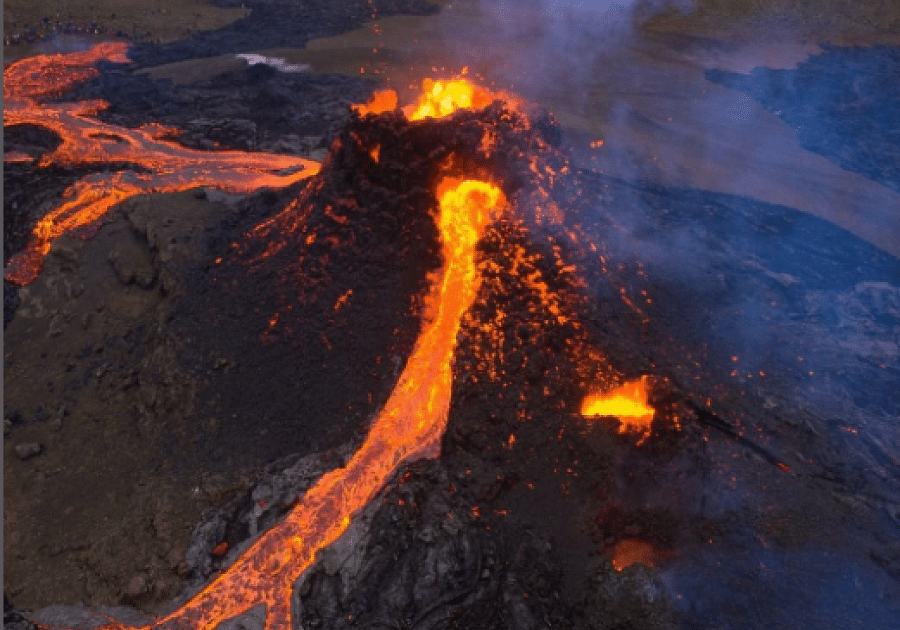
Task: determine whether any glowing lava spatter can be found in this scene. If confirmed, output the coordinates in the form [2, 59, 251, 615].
[90, 179, 502, 630]
[407, 79, 500, 120]
[581, 375, 655, 441]
[3, 43, 320, 285]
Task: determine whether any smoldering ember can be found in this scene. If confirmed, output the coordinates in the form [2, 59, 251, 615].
[4, 2, 900, 630]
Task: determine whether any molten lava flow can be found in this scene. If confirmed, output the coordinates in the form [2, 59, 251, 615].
[581, 376, 655, 441]
[3, 42, 131, 103]
[99, 179, 503, 630]
[3, 43, 321, 285]
[353, 78, 517, 121]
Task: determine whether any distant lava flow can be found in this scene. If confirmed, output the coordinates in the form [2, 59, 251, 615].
[91, 179, 502, 630]
[3, 42, 320, 285]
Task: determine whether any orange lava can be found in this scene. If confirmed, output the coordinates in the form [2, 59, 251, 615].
[353, 78, 517, 121]
[3, 43, 320, 285]
[351, 88, 398, 116]
[581, 376, 655, 441]
[407, 79, 501, 120]
[3, 42, 130, 103]
[94, 178, 503, 630]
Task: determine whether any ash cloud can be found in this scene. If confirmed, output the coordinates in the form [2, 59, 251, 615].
[468, 0, 648, 105]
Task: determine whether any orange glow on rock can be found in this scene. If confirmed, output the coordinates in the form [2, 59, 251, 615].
[333, 289, 353, 311]
[581, 376, 655, 441]
[610, 538, 665, 571]
[94, 178, 503, 630]
[3, 43, 321, 286]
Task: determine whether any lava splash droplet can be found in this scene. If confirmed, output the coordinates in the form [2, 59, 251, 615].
[581, 376, 655, 441]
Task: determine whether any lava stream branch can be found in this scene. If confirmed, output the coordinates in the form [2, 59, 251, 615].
[3, 42, 320, 285]
[85, 180, 503, 630]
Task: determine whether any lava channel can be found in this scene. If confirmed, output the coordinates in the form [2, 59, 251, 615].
[79, 178, 504, 630]
[3, 42, 320, 286]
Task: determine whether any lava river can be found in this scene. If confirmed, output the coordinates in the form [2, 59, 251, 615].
[3, 42, 320, 285]
[84, 177, 502, 630]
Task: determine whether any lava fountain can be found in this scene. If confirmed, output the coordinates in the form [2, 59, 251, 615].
[3, 42, 320, 285]
[353, 78, 518, 121]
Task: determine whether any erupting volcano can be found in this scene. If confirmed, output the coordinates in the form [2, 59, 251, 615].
[4, 39, 679, 629]
[4, 7, 900, 630]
